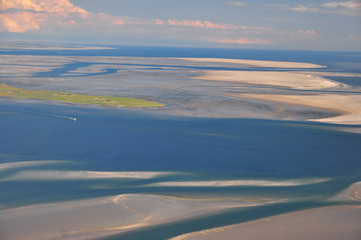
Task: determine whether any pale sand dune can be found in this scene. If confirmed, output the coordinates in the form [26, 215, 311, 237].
[234, 93, 361, 125]
[1, 170, 175, 181]
[192, 71, 340, 89]
[147, 178, 330, 187]
[176, 58, 325, 68]
[171, 205, 361, 240]
[0, 194, 267, 240]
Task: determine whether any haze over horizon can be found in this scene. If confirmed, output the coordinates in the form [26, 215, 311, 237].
[1, 0, 360, 51]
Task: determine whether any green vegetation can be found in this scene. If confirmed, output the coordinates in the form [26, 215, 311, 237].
[0, 83, 163, 108]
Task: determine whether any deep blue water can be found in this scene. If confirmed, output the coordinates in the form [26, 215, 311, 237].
[0, 102, 360, 178]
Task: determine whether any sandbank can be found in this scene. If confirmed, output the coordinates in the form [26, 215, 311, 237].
[331, 181, 361, 201]
[233, 93, 361, 125]
[1, 170, 175, 181]
[176, 58, 325, 68]
[0, 194, 269, 240]
[0, 160, 67, 172]
[171, 205, 361, 240]
[147, 178, 330, 187]
[192, 70, 340, 89]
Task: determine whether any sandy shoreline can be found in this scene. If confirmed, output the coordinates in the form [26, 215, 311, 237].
[0, 194, 269, 240]
[147, 178, 330, 187]
[0, 160, 67, 171]
[192, 70, 340, 90]
[170, 205, 361, 240]
[233, 93, 361, 125]
[177, 58, 326, 68]
[1, 170, 175, 181]
[331, 181, 361, 202]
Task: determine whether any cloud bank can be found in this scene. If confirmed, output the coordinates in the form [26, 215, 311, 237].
[0, 0, 89, 32]
[2, 0, 351, 50]
[227, 1, 246, 7]
[1, 0, 87, 13]
[275, 0, 361, 16]
[217, 38, 274, 45]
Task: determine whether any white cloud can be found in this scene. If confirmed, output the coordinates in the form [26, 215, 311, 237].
[217, 38, 273, 45]
[165, 19, 229, 29]
[289, 5, 320, 13]
[0, 0, 89, 32]
[0, 0, 88, 14]
[227, 1, 246, 7]
[270, 1, 361, 16]
[0, 0, 335, 50]
[296, 29, 316, 35]
[323, 1, 361, 9]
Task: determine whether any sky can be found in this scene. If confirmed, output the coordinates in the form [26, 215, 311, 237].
[1, 0, 361, 51]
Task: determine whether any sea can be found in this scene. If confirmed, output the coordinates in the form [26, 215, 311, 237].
[0, 45, 361, 239]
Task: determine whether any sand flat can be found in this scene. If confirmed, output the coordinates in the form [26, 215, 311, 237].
[1, 170, 175, 181]
[192, 71, 339, 89]
[0, 161, 67, 171]
[147, 178, 330, 187]
[171, 205, 361, 240]
[0, 194, 267, 240]
[331, 181, 361, 201]
[176, 58, 325, 68]
[234, 93, 361, 124]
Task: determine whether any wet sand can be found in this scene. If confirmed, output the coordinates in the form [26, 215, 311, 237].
[170, 205, 361, 240]
[176, 58, 326, 68]
[0, 194, 270, 240]
[147, 178, 330, 187]
[331, 181, 361, 201]
[1, 170, 175, 181]
[192, 70, 340, 89]
[233, 94, 361, 125]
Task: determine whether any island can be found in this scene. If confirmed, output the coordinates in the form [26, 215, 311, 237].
[0, 83, 163, 108]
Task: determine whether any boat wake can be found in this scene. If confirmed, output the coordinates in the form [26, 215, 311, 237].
[2, 109, 77, 121]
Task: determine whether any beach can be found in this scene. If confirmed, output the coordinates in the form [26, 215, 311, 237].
[233, 94, 361, 125]
[170, 205, 361, 240]
[0, 194, 270, 240]
[176, 58, 326, 68]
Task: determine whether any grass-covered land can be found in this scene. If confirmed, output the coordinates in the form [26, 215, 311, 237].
[0, 83, 163, 107]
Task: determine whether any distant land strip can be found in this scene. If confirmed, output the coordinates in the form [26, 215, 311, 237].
[0, 83, 163, 108]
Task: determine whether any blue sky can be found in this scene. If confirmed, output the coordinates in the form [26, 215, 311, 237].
[1, 0, 361, 50]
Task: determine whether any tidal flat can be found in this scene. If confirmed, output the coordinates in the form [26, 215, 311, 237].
[0, 45, 360, 240]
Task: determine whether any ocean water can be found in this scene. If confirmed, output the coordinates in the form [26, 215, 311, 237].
[0, 46, 361, 239]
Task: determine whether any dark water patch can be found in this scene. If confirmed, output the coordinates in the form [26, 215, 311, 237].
[326, 76, 361, 87]
[33, 61, 92, 78]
